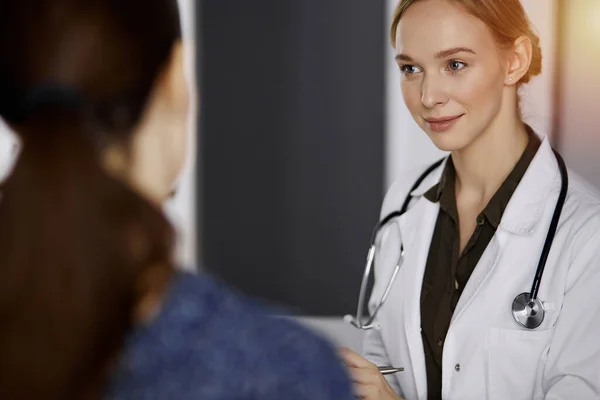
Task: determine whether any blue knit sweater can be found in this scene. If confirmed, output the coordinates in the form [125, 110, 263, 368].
[105, 272, 353, 399]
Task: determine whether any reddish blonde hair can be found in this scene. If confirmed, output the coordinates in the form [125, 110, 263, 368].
[390, 0, 542, 83]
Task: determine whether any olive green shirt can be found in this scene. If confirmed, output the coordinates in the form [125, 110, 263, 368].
[420, 128, 541, 399]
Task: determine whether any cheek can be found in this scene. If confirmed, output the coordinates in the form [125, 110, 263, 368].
[171, 127, 187, 178]
[400, 81, 423, 114]
[163, 119, 188, 184]
[453, 68, 503, 111]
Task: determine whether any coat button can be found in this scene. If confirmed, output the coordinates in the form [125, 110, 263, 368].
[476, 215, 485, 226]
[437, 338, 443, 346]
[455, 363, 461, 372]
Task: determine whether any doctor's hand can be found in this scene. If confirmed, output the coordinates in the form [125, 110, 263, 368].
[340, 347, 404, 400]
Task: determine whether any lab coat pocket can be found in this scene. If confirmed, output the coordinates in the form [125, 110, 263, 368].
[487, 327, 552, 400]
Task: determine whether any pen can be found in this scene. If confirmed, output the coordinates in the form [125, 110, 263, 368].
[377, 366, 404, 375]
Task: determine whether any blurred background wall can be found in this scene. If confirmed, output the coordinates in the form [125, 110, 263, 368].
[199, 0, 385, 317]
[559, 0, 600, 189]
[164, 0, 198, 269]
[0, 0, 598, 351]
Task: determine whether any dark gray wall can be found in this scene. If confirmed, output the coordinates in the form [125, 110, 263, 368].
[199, 1, 385, 316]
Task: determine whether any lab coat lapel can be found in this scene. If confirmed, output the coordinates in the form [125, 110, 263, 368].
[450, 235, 501, 325]
[396, 197, 439, 399]
[450, 137, 557, 325]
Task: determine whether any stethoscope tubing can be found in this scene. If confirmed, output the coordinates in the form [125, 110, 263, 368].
[350, 150, 568, 331]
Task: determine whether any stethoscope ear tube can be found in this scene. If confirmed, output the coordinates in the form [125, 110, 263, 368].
[528, 150, 568, 301]
[369, 158, 445, 246]
[345, 246, 404, 330]
[349, 151, 567, 333]
[349, 157, 445, 330]
[512, 150, 568, 330]
[356, 246, 376, 325]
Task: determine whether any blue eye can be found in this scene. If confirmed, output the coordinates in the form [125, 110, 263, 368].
[447, 60, 466, 71]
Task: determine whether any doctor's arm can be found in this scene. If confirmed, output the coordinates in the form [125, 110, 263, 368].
[542, 229, 600, 399]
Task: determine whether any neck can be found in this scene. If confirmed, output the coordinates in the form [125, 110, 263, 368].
[451, 108, 529, 205]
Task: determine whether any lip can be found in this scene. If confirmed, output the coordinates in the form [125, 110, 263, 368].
[424, 114, 464, 132]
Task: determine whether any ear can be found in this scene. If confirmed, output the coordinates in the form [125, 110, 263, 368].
[505, 35, 533, 85]
[162, 40, 189, 114]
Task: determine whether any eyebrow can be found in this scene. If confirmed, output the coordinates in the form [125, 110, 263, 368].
[395, 47, 476, 62]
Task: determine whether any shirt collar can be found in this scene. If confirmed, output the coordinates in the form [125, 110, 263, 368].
[423, 125, 542, 229]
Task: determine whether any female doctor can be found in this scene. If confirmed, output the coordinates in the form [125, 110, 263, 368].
[341, 0, 600, 399]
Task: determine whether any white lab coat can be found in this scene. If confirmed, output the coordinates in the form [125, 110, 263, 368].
[363, 135, 600, 400]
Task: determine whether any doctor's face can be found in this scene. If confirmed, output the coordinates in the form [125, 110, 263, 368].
[395, 0, 507, 152]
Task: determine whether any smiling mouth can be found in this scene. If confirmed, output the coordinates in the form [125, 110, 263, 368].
[424, 114, 464, 132]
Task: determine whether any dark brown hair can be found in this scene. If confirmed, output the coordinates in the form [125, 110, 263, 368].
[0, 1, 181, 398]
[390, 0, 542, 84]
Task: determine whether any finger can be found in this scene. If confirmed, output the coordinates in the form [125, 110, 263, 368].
[340, 347, 378, 369]
[353, 383, 380, 400]
[348, 366, 383, 385]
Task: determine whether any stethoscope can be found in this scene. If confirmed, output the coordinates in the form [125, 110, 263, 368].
[345, 150, 568, 331]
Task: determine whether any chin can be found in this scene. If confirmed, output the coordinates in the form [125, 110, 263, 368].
[422, 130, 466, 153]
[420, 121, 478, 153]
[429, 138, 463, 152]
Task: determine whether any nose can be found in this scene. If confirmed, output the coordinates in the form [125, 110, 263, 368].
[421, 75, 448, 109]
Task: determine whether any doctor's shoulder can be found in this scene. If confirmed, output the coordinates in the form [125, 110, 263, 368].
[106, 271, 354, 400]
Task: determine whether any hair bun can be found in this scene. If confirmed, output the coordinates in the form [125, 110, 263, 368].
[521, 30, 542, 84]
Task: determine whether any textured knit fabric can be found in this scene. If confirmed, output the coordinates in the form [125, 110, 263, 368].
[104, 272, 353, 400]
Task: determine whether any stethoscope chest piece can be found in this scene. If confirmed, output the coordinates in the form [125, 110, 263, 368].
[512, 292, 545, 329]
